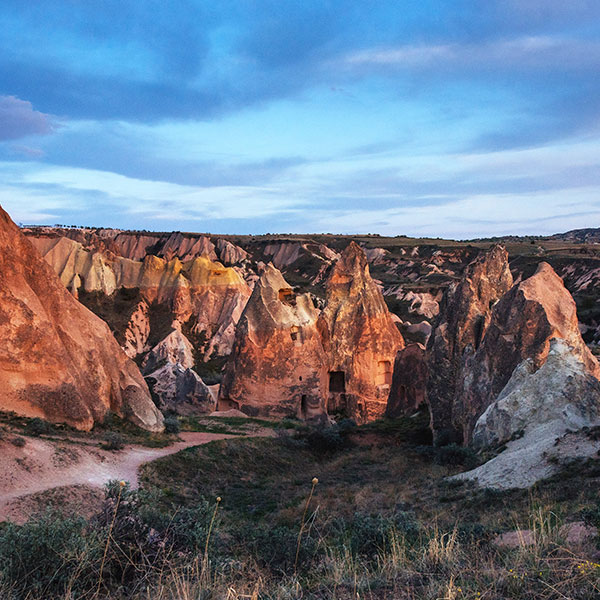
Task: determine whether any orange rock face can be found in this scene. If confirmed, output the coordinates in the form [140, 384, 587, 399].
[457, 261, 600, 443]
[218, 264, 328, 420]
[0, 206, 163, 432]
[427, 245, 513, 443]
[319, 242, 405, 422]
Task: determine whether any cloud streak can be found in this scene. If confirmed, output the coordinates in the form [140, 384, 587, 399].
[0, 96, 58, 141]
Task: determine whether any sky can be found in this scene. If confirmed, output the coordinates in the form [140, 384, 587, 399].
[1, 1, 600, 239]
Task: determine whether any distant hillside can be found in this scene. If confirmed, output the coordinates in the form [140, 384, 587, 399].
[548, 228, 600, 244]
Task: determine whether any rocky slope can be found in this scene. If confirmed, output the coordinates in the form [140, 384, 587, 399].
[0, 206, 163, 432]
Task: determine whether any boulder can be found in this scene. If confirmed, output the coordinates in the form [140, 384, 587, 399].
[319, 242, 404, 422]
[145, 362, 215, 415]
[218, 264, 328, 420]
[0, 205, 163, 432]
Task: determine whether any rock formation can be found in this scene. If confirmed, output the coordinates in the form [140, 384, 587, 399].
[457, 261, 600, 443]
[426, 245, 513, 443]
[219, 264, 328, 420]
[29, 235, 251, 361]
[319, 242, 404, 422]
[472, 339, 600, 450]
[0, 206, 163, 432]
[141, 327, 216, 415]
[145, 362, 215, 415]
[385, 343, 428, 418]
[454, 338, 600, 489]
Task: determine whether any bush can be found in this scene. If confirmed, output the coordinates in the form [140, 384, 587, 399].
[101, 431, 125, 451]
[238, 523, 319, 573]
[11, 436, 26, 447]
[163, 416, 181, 434]
[434, 444, 479, 467]
[302, 425, 346, 453]
[0, 509, 102, 599]
[25, 417, 53, 436]
[329, 511, 421, 558]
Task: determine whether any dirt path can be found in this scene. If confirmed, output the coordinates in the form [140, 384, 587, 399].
[0, 431, 243, 523]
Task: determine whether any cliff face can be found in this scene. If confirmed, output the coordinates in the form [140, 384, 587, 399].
[457, 261, 600, 443]
[385, 343, 428, 418]
[426, 245, 513, 443]
[219, 264, 328, 420]
[29, 236, 252, 362]
[319, 242, 405, 422]
[0, 206, 163, 432]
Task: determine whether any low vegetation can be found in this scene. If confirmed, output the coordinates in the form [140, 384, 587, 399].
[0, 415, 599, 598]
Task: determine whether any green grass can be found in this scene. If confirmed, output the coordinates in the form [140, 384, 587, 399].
[178, 414, 294, 435]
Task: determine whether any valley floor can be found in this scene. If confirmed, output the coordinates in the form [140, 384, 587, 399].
[0, 415, 599, 599]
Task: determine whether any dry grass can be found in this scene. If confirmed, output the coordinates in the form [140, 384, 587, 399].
[2, 426, 600, 599]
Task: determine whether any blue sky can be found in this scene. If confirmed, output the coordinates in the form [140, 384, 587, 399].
[1, 0, 599, 238]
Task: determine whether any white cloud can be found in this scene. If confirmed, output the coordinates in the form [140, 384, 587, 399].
[341, 36, 600, 71]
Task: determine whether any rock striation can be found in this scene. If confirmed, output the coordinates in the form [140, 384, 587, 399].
[29, 236, 252, 361]
[219, 264, 328, 420]
[0, 206, 163, 432]
[319, 242, 405, 422]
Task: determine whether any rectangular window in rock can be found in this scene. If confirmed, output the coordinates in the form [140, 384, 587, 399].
[376, 360, 392, 386]
[329, 370, 346, 393]
[278, 287, 296, 305]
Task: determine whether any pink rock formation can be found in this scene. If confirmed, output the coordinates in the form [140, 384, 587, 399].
[218, 264, 328, 420]
[457, 261, 600, 443]
[29, 236, 251, 361]
[0, 206, 163, 432]
[319, 242, 404, 422]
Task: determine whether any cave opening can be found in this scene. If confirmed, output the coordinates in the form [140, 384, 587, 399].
[329, 371, 346, 393]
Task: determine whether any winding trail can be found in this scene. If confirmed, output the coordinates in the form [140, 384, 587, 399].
[0, 431, 251, 523]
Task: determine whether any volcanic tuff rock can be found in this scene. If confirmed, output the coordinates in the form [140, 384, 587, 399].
[145, 362, 215, 415]
[427, 245, 513, 444]
[0, 206, 163, 432]
[143, 328, 195, 373]
[218, 264, 328, 420]
[457, 261, 600, 443]
[385, 343, 428, 418]
[319, 242, 405, 422]
[454, 339, 600, 488]
[30, 236, 251, 361]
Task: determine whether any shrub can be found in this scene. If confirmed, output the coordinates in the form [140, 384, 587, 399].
[329, 511, 421, 558]
[163, 416, 181, 434]
[101, 431, 125, 451]
[25, 417, 53, 436]
[11, 436, 26, 447]
[0, 509, 102, 598]
[422, 444, 480, 468]
[301, 425, 346, 453]
[238, 523, 319, 573]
